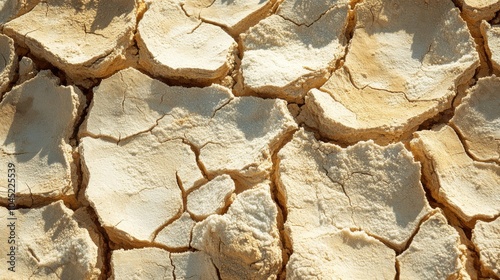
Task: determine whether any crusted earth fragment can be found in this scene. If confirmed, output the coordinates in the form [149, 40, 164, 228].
[0, 34, 17, 97]
[0, 0, 40, 24]
[182, 0, 278, 36]
[279, 129, 432, 250]
[80, 67, 297, 188]
[473, 217, 500, 278]
[299, 0, 479, 145]
[171, 251, 218, 280]
[186, 174, 235, 220]
[397, 211, 471, 280]
[411, 125, 500, 223]
[451, 76, 500, 163]
[191, 184, 282, 279]
[0, 71, 84, 206]
[240, 0, 349, 102]
[79, 67, 296, 247]
[286, 228, 396, 279]
[154, 212, 195, 249]
[16, 56, 37, 85]
[458, 0, 500, 26]
[278, 129, 432, 277]
[110, 248, 173, 279]
[3, 0, 137, 86]
[482, 21, 500, 73]
[0, 0, 498, 278]
[137, 0, 237, 84]
[80, 134, 201, 246]
[0, 201, 102, 278]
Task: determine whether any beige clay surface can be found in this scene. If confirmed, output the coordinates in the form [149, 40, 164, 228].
[240, 0, 349, 102]
[0, 34, 16, 96]
[0, 0, 499, 279]
[191, 184, 282, 279]
[3, 0, 137, 86]
[411, 125, 500, 223]
[186, 174, 235, 220]
[137, 0, 236, 84]
[154, 212, 195, 249]
[482, 21, 500, 72]
[299, 0, 479, 144]
[0, 201, 102, 279]
[451, 76, 500, 163]
[110, 247, 173, 279]
[473, 217, 500, 278]
[397, 211, 471, 280]
[183, 0, 278, 37]
[0, 71, 83, 206]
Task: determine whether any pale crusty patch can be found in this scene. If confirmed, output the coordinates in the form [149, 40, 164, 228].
[473, 217, 500, 278]
[183, 0, 278, 36]
[80, 134, 200, 246]
[0, 201, 102, 278]
[191, 184, 282, 279]
[154, 212, 196, 249]
[171, 251, 218, 280]
[411, 125, 500, 223]
[3, 0, 137, 86]
[240, 0, 349, 102]
[481, 21, 500, 73]
[110, 248, 173, 280]
[397, 211, 470, 280]
[0, 34, 17, 97]
[81, 68, 297, 187]
[278, 128, 432, 272]
[187, 174, 235, 220]
[137, 0, 236, 84]
[286, 228, 396, 279]
[17, 56, 38, 85]
[0, 71, 84, 207]
[299, 0, 478, 144]
[451, 76, 500, 163]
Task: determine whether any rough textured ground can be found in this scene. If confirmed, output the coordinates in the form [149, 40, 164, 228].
[0, 0, 499, 279]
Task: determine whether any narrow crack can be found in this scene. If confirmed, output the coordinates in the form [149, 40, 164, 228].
[344, 66, 418, 103]
[396, 210, 437, 256]
[169, 253, 176, 280]
[181, 138, 210, 180]
[27, 247, 40, 263]
[80, 113, 172, 145]
[269, 127, 297, 279]
[395, 258, 401, 280]
[80, 204, 114, 280]
[0, 149, 27, 156]
[187, 21, 203, 35]
[179, 2, 196, 19]
[210, 97, 234, 119]
[322, 167, 357, 226]
[176, 172, 187, 212]
[449, 123, 500, 164]
[24, 183, 34, 208]
[83, 24, 107, 39]
[211, 257, 222, 280]
[80, 47, 115, 68]
[276, 3, 344, 28]
[151, 205, 184, 242]
[22, 27, 42, 45]
[345, 227, 400, 256]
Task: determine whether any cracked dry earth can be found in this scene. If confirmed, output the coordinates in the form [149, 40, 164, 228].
[0, 0, 499, 279]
